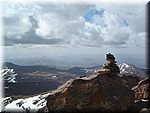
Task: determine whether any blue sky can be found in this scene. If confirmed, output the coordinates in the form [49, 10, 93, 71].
[84, 8, 105, 22]
[2, 2, 147, 68]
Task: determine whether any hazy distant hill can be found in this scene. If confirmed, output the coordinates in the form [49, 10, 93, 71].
[2, 62, 148, 97]
[3, 62, 65, 73]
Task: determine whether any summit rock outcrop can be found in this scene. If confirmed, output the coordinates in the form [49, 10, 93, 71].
[46, 73, 140, 112]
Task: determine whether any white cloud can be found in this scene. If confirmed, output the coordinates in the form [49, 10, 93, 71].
[3, 2, 146, 48]
[96, 4, 146, 33]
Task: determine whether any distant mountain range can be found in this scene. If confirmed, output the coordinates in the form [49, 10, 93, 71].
[1, 62, 148, 97]
[3, 62, 65, 73]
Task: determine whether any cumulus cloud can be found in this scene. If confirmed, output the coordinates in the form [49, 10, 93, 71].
[4, 15, 65, 46]
[3, 2, 146, 48]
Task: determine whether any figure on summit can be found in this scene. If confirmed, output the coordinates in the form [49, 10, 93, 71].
[98, 53, 120, 77]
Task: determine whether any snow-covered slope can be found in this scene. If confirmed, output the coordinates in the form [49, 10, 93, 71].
[119, 63, 135, 74]
[1, 93, 49, 113]
[1, 67, 17, 83]
[118, 63, 147, 78]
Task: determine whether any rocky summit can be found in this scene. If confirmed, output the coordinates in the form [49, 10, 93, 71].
[45, 73, 140, 113]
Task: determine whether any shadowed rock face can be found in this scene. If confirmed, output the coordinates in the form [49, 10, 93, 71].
[132, 78, 150, 101]
[46, 74, 140, 113]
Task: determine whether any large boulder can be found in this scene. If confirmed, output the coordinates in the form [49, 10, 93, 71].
[46, 73, 140, 112]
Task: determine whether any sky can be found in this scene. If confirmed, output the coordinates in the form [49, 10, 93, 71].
[1, 1, 148, 68]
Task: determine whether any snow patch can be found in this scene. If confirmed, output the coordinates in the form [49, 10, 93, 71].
[122, 63, 130, 68]
[118, 63, 143, 77]
[1, 93, 50, 113]
[1, 67, 17, 83]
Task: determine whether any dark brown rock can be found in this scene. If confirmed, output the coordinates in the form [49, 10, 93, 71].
[131, 78, 150, 102]
[46, 73, 140, 113]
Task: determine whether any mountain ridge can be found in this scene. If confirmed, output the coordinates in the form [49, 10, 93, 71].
[3, 62, 148, 79]
[1, 61, 149, 113]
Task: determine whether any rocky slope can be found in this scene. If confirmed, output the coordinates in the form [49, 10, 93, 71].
[45, 73, 140, 113]
[1, 72, 144, 113]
